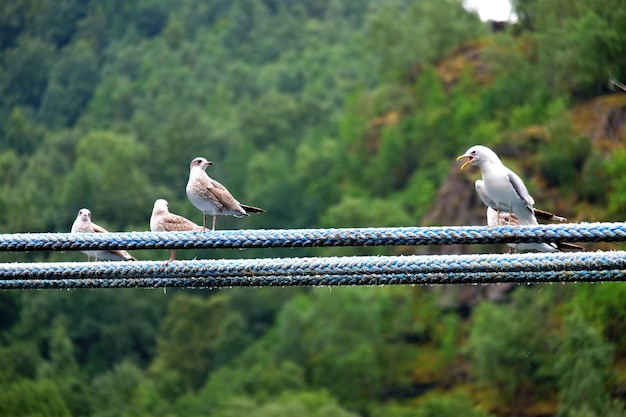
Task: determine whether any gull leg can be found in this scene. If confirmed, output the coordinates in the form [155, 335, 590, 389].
[212, 215, 217, 231]
[202, 214, 207, 231]
[164, 250, 176, 265]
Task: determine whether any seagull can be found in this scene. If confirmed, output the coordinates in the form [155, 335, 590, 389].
[150, 199, 203, 263]
[70, 208, 137, 261]
[185, 157, 265, 231]
[460, 152, 583, 253]
[457, 145, 540, 226]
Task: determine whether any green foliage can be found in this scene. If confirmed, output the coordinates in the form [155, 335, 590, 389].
[91, 361, 143, 416]
[512, 0, 626, 96]
[245, 390, 360, 417]
[537, 134, 592, 189]
[1, 0, 626, 415]
[366, 0, 485, 79]
[580, 149, 611, 205]
[0, 379, 71, 416]
[3, 105, 46, 154]
[151, 293, 245, 391]
[38, 40, 99, 127]
[468, 287, 558, 405]
[9, 290, 167, 375]
[570, 283, 626, 350]
[555, 309, 617, 417]
[0, 35, 55, 110]
[0, 340, 42, 381]
[605, 148, 626, 220]
[321, 195, 414, 228]
[373, 392, 494, 417]
[61, 130, 162, 228]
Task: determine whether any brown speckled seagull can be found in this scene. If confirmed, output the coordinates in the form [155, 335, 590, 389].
[185, 157, 265, 231]
[150, 199, 202, 263]
[70, 208, 137, 261]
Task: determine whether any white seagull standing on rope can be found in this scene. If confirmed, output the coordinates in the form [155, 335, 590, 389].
[457, 145, 564, 252]
[71, 208, 137, 261]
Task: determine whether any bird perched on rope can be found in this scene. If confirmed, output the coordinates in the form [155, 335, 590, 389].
[150, 199, 202, 263]
[457, 145, 545, 226]
[457, 145, 579, 252]
[71, 208, 137, 261]
[186, 157, 265, 231]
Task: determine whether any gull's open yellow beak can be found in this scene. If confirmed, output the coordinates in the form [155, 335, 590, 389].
[456, 154, 472, 170]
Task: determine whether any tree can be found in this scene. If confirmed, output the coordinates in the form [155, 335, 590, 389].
[468, 288, 558, 409]
[0, 35, 55, 110]
[366, 0, 485, 79]
[38, 40, 99, 127]
[555, 309, 621, 417]
[60, 130, 159, 228]
[151, 293, 244, 391]
[2, 106, 45, 154]
[0, 378, 71, 417]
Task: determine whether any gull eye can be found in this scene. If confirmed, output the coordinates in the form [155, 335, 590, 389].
[471, 150, 476, 155]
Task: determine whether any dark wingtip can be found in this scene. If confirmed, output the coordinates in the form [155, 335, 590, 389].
[241, 204, 265, 214]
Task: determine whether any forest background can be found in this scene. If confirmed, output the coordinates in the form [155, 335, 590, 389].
[1, 0, 626, 416]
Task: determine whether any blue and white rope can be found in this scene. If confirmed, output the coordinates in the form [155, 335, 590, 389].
[0, 222, 624, 289]
[0, 222, 624, 252]
[0, 251, 624, 289]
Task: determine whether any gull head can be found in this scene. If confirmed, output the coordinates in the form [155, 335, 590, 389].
[152, 199, 170, 215]
[190, 157, 213, 171]
[77, 208, 91, 223]
[456, 145, 499, 170]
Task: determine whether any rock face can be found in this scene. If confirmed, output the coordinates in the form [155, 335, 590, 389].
[570, 94, 626, 148]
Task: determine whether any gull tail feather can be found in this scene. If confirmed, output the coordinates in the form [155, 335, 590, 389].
[533, 208, 567, 223]
[241, 204, 265, 214]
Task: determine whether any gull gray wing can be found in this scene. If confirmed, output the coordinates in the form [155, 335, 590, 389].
[475, 180, 498, 210]
[506, 172, 535, 210]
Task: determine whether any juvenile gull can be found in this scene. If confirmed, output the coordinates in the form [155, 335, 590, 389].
[70, 208, 137, 261]
[185, 157, 265, 231]
[150, 199, 202, 263]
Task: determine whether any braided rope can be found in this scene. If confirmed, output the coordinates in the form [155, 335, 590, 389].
[0, 251, 624, 289]
[1, 222, 625, 252]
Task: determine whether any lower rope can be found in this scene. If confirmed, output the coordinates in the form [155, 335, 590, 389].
[0, 251, 624, 289]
